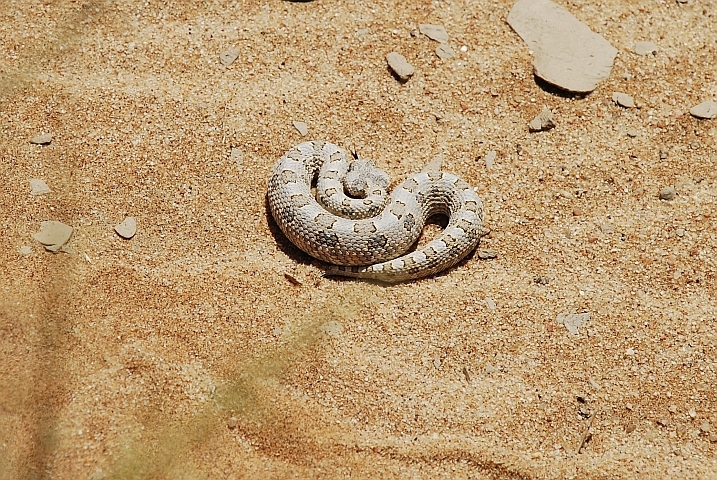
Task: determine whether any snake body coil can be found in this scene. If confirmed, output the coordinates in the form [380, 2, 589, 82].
[267, 141, 485, 283]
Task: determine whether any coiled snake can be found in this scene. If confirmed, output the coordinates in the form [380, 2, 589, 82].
[267, 141, 485, 283]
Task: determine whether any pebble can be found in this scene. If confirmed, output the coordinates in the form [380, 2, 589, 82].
[385, 52, 415, 81]
[659, 186, 676, 201]
[556, 312, 590, 336]
[477, 249, 497, 260]
[529, 107, 555, 131]
[612, 92, 635, 108]
[700, 421, 712, 433]
[659, 149, 669, 160]
[293, 121, 309, 136]
[30, 133, 52, 145]
[219, 47, 240, 66]
[230, 147, 243, 166]
[19, 246, 32, 256]
[29, 179, 51, 195]
[668, 405, 678, 414]
[484, 363, 496, 374]
[485, 297, 496, 310]
[507, 0, 617, 93]
[32, 221, 73, 252]
[625, 422, 637, 434]
[418, 24, 449, 43]
[689, 100, 717, 119]
[484, 150, 497, 168]
[114, 217, 137, 239]
[688, 408, 697, 419]
[588, 378, 601, 390]
[227, 417, 238, 429]
[634, 41, 658, 55]
[676, 227, 685, 237]
[626, 128, 639, 138]
[435, 43, 456, 60]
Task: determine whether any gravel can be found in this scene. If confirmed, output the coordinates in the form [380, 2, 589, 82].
[556, 312, 591, 336]
[418, 24, 448, 43]
[435, 43, 455, 60]
[385, 52, 415, 81]
[114, 217, 137, 239]
[30, 133, 52, 145]
[219, 47, 240, 66]
[32, 221, 73, 252]
[29, 179, 51, 195]
[612, 92, 635, 108]
[689, 100, 717, 119]
[293, 121, 309, 136]
[659, 186, 677, 201]
[528, 106, 555, 132]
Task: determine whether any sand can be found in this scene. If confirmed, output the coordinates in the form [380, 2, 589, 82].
[1, 0, 716, 478]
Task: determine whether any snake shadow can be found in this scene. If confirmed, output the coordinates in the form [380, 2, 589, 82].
[265, 196, 480, 285]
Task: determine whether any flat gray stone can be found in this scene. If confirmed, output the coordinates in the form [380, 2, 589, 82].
[634, 41, 658, 55]
[529, 107, 555, 131]
[30, 133, 52, 145]
[612, 92, 635, 108]
[29, 179, 51, 195]
[32, 221, 73, 252]
[219, 47, 240, 66]
[689, 100, 717, 119]
[293, 121, 308, 136]
[419, 24, 448, 43]
[114, 217, 137, 239]
[386, 52, 415, 81]
[435, 43, 455, 60]
[507, 0, 617, 93]
[484, 150, 497, 169]
[556, 312, 591, 336]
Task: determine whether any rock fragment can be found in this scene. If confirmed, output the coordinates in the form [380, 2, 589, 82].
[230, 147, 243, 166]
[30, 133, 52, 145]
[435, 43, 455, 60]
[29, 179, 51, 195]
[689, 100, 717, 119]
[484, 150, 497, 169]
[293, 121, 308, 136]
[634, 41, 658, 55]
[32, 221, 73, 252]
[19, 246, 32, 256]
[219, 47, 240, 66]
[114, 217, 137, 239]
[556, 312, 590, 336]
[612, 92, 635, 108]
[385, 52, 415, 81]
[507, 0, 617, 93]
[418, 24, 448, 43]
[529, 107, 555, 131]
[659, 186, 676, 201]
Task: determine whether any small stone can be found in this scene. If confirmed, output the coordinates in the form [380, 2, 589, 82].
[625, 422, 637, 434]
[588, 378, 601, 390]
[293, 121, 308, 136]
[484, 363, 496, 374]
[690, 141, 700, 150]
[219, 47, 240, 66]
[556, 312, 590, 336]
[612, 92, 635, 108]
[227, 417, 238, 429]
[32, 221, 73, 252]
[668, 405, 678, 414]
[30, 133, 52, 145]
[484, 150, 497, 168]
[626, 403, 634, 411]
[700, 421, 712, 433]
[435, 43, 455, 60]
[433, 358, 442, 369]
[29, 179, 51, 195]
[599, 223, 615, 234]
[484, 297, 496, 310]
[657, 418, 669, 427]
[419, 24, 449, 43]
[688, 408, 697, 419]
[626, 347, 635, 356]
[659, 186, 676, 201]
[659, 149, 669, 160]
[572, 207, 583, 216]
[19, 246, 32, 256]
[230, 147, 243, 166]
[626, 128, 639, 137]
[477, 249, 497, 260]
[634, 41, 658, 55]
[529, 107, 556, 132]
[689, 100, 717, 119]
[507, 0, 617, 93]
[114, 217, 137, 239]
[710, 431, 717, 443]
[385, 52, 415, 81]
[676, 228, 685, 237]
[533, 275, 550, 285]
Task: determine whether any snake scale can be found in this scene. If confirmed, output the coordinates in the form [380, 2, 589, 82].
[267, 141, 485, 283]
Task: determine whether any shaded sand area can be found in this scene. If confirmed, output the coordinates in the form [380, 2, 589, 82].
[1, 0, 716, 478]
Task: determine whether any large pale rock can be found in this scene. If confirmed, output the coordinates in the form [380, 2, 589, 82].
[507, 0, 617, 93]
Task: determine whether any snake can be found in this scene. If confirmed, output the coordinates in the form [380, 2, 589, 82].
[267, 141, 485, 283]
